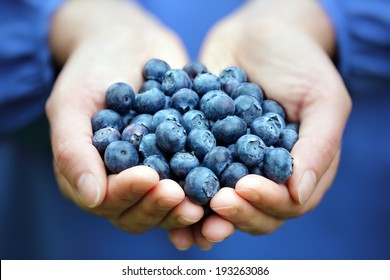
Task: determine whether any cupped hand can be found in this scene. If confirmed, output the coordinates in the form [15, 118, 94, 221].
[46, 0, 203, 235]
[169, 0, 352, 250]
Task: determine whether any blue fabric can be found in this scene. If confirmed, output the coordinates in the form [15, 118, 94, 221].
[0, 0, 63, 133]
[1, 0, 390, 259]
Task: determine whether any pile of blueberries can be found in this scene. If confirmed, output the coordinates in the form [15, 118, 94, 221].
[91, 58, 298, 206]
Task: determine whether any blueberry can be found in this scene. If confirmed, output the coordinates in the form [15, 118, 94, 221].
[150, 108, 182, 132]
[192, 72, 221, 97]
[220, 162, 248, 188]
[234, 95, 263, 126]
[221, 77, 241, 96]
[155, 121, 187, 155]
[203, 146, 233, 176]
[181, 110, 210, 132]
[250, 116, 281, 146]
[121, 109, 138, 127]
[121, 123, 149, 149]
[211, 116, 247, 146]
[263, 112, 286, 129]
[143, 58, 171, 82]
[219, 66, 247, 84]
[277, 128, 299, 152]
[187, 129, 216, 159]
[263, 147, 293, 183]
[170, 88, 199, 114]
[227, 143, 238, 161]
[105, 82, 135, 115]
[139, 79, 162, 93]
[164, 95, 172, 109]
[199, 90, 235, 121]
[138, 133, 166, 159]
[261, 100, 286, 120]
[92, 127, 121, 156]
[249, 162, 265, 176]
[170, 152, 200, 178]
[130, 113, 153, 131]
[183, 61, 208, 80]
[135, 88, 166, 115]
[104, 140, 139, 174]
[91, 109, 124, 133]
[161, 69, 192, 96]
[286, 122, 300, 133]
[184, 167, 220, 205]
[143, 154, 170, 180]
[235, 134, 266, 167]
[231, 82, 265, 103]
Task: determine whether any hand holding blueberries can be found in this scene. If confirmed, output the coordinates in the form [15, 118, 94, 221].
[45, 0, 352, 251]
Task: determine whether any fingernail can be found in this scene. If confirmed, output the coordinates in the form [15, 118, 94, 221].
[298, 169, 317, 205]
[76, 173, 101, 208]
[168, 232, 191, 251]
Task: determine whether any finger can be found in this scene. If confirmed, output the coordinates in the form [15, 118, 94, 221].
[94, 166, 159, 217]
[192, 222, 214, 250]
[211, 187, 284, 234]
[113, 179, 185, 233]
[168, 227, 194, 251]
[201, 214, 235, 243]
[159, 197, 204, 229]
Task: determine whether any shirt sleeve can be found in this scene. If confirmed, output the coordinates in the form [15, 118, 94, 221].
[319, 0, 390, 96]
[0, 0, 64, 133]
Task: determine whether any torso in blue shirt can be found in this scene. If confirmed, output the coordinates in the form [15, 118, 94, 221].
[0, 0, 389, 259]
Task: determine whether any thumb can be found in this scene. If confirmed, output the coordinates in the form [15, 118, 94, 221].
[288, 82, 351, 205]
[47, 93, 107, 208]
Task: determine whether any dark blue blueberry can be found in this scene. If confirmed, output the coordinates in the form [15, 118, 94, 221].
[263, 147, 293, 183]
[286, 122, 300, 133]
[219, 66, 247, 84]
[143, 154, 171, 180]
[184, 167, 220, 205]
[250, 116, 281, 146]
[211, 116, 247, 146]
[139, 79, 162, 93]
[263, 112, 286, 129]
[235, 134, 266, 167]
[203, 146, 233, 176]
[138, 133, 166, 160]
[231, 82, 265, 103]
[199, 90, 235, 121]
[234, 95, 263, 126]
[91, 109, 124, 133]
[183, 61, 208, 80]
[192, 72, 221, 97]
[105, 82, 135, 115]
[104, 141, 139, 174]
[161, 69, 192, 96]
[261, 100, 286, 120]
[92, 127, 121, 156]
[249, 162, 265, 176]
[170, 88, 200, 114]
[143, 58, 171, 82]
[170, 152, 200, 178]
[130, 113, 153, 131]
[121, 123, 149, 149]
[181, 110, 210, 132]
[227, 143, 238, 161]
[150, 108, 182, 132]
[277, 128, 299, 152]
[121, 109, 138, 127]
[135, 88, 166, 115]
[220, 162, 248, 188]
[187, 129, 216, 159]
[221, 77, 241, 96]
[155, 121, 187, 155]
[164, 95, 172, 109]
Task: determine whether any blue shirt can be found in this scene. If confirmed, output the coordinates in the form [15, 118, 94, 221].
[1, 0, 390, 259]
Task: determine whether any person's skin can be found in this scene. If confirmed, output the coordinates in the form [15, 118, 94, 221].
[46, 0, 352, 251]
[168, 0, 352, 249]
[46, 0, 204, 239]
